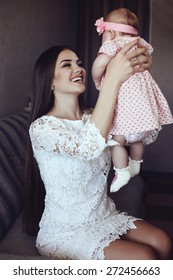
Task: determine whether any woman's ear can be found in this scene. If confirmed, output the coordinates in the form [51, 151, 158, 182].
[51, 84, 55, 91]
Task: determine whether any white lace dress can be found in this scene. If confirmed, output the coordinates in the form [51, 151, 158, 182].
[29, 113, 139, 260]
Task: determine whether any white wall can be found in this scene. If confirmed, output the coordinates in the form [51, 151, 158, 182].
[143, 0, 173, 172]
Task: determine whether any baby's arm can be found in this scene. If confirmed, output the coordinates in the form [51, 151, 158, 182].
[92, 53, 111, 90]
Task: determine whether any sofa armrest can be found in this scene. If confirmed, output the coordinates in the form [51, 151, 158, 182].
[0, 111, 29, 240]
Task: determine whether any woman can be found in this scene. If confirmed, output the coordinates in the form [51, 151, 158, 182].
[24, 40, 172, 260]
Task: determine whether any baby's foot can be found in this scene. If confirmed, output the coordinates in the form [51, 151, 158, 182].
[128, 157, 143, 177]
[110, 167, 131, 192]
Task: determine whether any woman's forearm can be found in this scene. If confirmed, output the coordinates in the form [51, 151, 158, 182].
[90, 42, 132, 139]
[90, 74, 120, 139]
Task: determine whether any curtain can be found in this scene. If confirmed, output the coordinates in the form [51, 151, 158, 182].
[76, 0, 150, 108]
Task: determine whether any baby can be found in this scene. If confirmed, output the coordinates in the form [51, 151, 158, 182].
[92, 8, 173, 192]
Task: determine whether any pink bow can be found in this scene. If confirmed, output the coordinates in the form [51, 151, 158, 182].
[95, 17, 138, 36]
[95, 17, 106, 35]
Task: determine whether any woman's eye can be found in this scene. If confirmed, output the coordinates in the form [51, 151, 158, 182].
[62, 63, 71, 67]
[78, 61, 83, 67]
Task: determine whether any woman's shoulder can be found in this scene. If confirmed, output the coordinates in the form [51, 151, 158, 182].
[29, 115, 65, 131]
[30, 110, 93, 130]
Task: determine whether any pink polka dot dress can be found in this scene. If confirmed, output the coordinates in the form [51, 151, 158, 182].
[99, 37, 173, 144]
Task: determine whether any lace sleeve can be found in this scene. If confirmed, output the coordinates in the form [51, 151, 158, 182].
[29, 117, 107, 160]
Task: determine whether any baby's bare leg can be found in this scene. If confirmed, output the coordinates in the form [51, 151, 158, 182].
[130, 141, 144, 160]
[111, 135, 127, 168]
[129, 141, 144, 177]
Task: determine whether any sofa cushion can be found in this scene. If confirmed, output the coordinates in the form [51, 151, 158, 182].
[0, 111, 29, 240]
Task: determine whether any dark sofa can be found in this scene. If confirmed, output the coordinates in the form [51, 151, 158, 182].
[0, 110, 145, 259]
[0, 111, 45, 259]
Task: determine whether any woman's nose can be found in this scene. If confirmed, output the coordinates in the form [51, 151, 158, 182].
[74, 65, 82, 73]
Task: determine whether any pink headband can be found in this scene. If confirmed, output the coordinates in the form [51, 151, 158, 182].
[95, 17, 138, 35]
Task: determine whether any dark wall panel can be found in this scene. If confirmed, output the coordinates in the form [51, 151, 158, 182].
[0, 0, 77, 117]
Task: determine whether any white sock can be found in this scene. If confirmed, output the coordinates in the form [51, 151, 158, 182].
[128, 157, 143, 177]
[110, 167, 131, 193]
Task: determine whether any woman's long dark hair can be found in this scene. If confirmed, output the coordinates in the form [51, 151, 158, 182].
[23, 46, 86, 235]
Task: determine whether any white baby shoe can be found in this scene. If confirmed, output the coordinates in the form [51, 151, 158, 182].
[110, 167, 131, 193]
[128, 157, 143, 177]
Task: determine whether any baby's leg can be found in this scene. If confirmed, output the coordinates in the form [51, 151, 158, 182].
[110, 135, 131, 192]
[130, 141, 144, 160]
[129, 141, 144, 177]
[111, 135, 128, 168]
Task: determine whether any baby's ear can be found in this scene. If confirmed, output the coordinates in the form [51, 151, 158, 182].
[110, 30, 116, 40]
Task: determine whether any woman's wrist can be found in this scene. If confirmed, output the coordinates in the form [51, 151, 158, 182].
[100, 72, 121, 98]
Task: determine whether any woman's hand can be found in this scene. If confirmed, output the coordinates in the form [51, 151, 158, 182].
[137, 42, 152, 71]
[104, 38, 152, 87]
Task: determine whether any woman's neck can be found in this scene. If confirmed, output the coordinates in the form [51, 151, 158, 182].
[47, 94, 83, 120]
